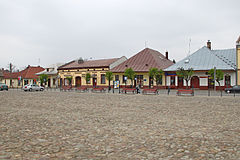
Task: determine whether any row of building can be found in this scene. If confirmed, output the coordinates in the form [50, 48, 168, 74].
[1, 36, 240, 90]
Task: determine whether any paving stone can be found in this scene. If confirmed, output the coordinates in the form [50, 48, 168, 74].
[0, 91, 239, 159]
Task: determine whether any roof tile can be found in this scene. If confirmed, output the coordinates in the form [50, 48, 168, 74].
[58, 58, 119, 70]
[111, 48, 174, 72]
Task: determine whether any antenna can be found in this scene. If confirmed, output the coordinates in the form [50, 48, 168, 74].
[145, 41, 147, 48]
[38, 58, 40, 65]
[188, 38, 191, 56]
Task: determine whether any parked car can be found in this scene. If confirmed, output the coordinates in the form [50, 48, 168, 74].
[225, 85, 240, 93]
[22, 84, 44, 91]
[0, 83, 8, 91]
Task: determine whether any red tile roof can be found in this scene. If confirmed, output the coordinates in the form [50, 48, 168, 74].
[3, 66, 44, 79]
[111, 48, 174, 72]
[58, 58, 119, 70]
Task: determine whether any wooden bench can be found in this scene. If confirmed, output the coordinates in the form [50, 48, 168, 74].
[61, 86, 72, 91]
[142, 88, 158, 95]
[122, 88, 136, 94]
[177, 89, 194, 96]
[92, 87, 105, 93]
[76, 86, 88, 92]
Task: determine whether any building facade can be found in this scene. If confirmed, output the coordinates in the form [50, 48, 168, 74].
[36, 63, 63, 88]
[2, 65, 44, 88]
[57, 57, 127, 87]
[236, 36, 240, 85]
[111, 48, 174, 88]
[165, 40, 237, 90]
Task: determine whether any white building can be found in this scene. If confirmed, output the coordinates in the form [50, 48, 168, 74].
[165, 41, 236, 90]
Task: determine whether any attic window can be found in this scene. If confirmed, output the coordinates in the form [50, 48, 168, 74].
[145, 64, 148, 66]
[184, 59, 190, 63]
[125, 65, 128, 67]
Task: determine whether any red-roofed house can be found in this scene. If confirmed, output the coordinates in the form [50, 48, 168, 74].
[111, 48, 174, 88]
[3, 65, 44, 88]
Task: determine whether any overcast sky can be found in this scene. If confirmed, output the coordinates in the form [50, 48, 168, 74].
[0, 0, 239, 70]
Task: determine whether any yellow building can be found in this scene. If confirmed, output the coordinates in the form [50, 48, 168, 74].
[111, 48, 174, 88]
[237, 36, 240, 85]
[57, 57, 127, 87]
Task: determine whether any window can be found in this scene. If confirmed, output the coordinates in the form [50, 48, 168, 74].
[149, 76, 153, 87]
[33, 79, 37, 84]
[170, 76, 175, 86]
[24, 80, 28, 85]
[101, 74, 106, 84]
[123, 75, 126, 83]
[115, 75, 119, 81]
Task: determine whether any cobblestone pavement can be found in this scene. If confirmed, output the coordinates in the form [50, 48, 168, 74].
[0, 91, 239, 159]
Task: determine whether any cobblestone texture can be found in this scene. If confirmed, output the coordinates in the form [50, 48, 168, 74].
[0, 91, 240, 159]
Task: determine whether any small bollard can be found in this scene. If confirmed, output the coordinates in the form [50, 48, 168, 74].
[221, 90, 222, 97]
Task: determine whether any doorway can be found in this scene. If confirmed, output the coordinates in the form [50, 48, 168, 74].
[191, 76, 200, 88]
[178, 77, 184, 88]
[75, 76, 81, 87]
[93, 78, 97, 87]
[48, 79, 51, 87]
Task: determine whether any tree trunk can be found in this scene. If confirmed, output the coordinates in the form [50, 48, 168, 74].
[217, 81, 221, 90]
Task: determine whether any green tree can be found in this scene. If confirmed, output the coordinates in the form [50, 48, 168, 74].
[124, 68, 135, 88]
[156, 69, 164, 88]
[39, 74, 48, 86]
[208, 69, 224, 87]
[176, 67, 194, 88]
[66, 76, 73, 86]
[106, 71, 113, 91]
[85, 73, 91, 86]
[149, 68, 164, 88]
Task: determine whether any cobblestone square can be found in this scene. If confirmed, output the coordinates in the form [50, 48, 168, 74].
[0, 91, 239, 159]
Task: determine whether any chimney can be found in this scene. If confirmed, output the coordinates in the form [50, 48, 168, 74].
[207, 40, 211, 50]
[236, 36, 240, 46]
[165, 51, 168, 59]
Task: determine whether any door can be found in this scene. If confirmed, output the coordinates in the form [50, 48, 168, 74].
[48, 79, 51, 87]
[191, 76, 200, 88]
[93, 78, 97, 87]
[75, 76, 81, 87]
[178, 77, 184, 88]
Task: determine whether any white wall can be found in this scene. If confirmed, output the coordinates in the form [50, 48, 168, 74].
[165, 71, 236, 87]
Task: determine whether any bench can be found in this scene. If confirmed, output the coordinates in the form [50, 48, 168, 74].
[92, 87, 105, 93]
[61, 86, 72, 91]
[142, 88, 158, 95]
[177, 89, 194, 96]
[76, 86, 88, 92]
[122, 88, 136, 94]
